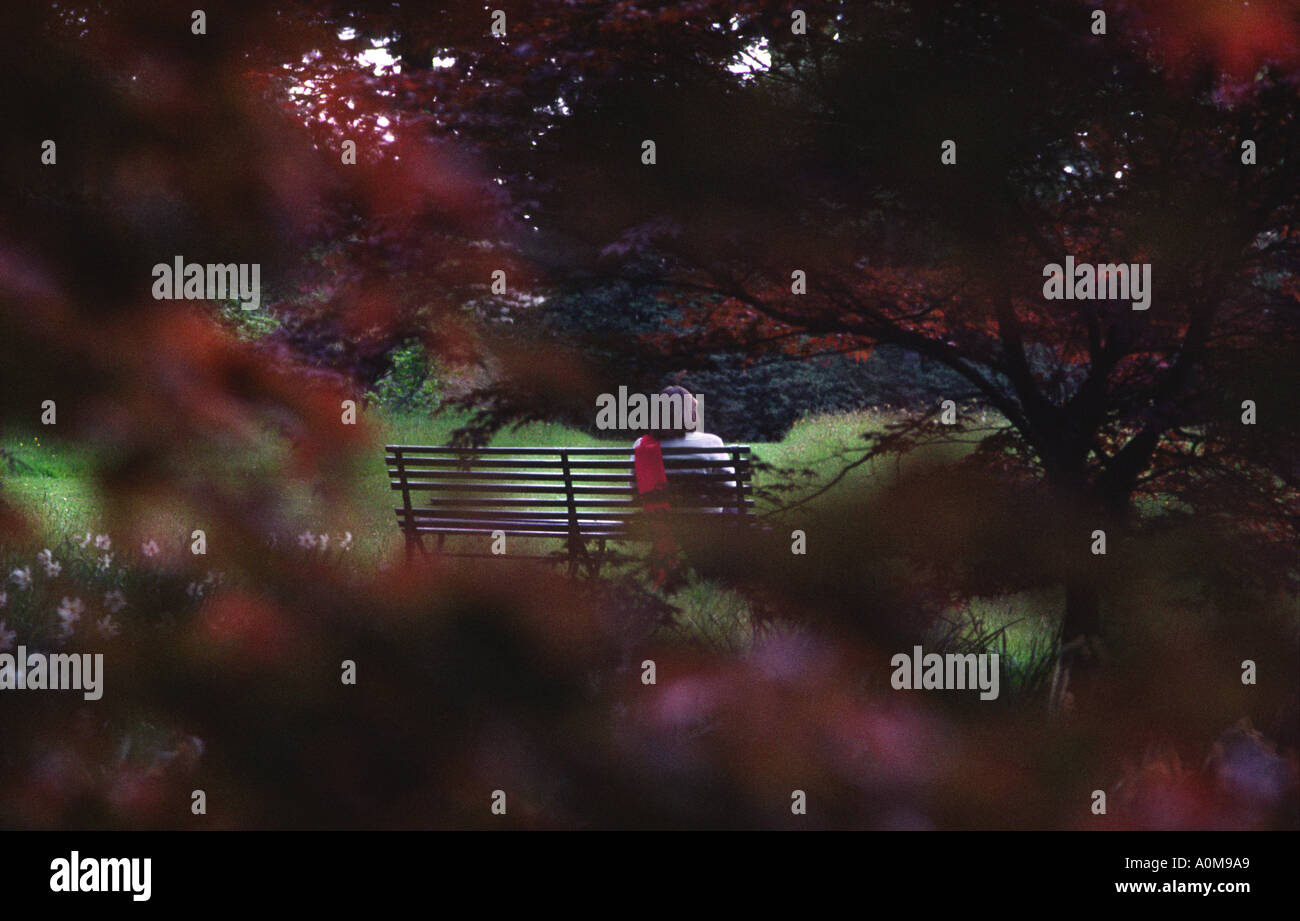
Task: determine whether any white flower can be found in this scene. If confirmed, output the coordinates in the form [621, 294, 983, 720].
[9, 567, 31, 590]
[141, 539, 160, 558]
[0, 590, 7, 609]
[94, 534, 112, 551]
[96, 553, 114, 572]
[338, 531, 354, 551]
[56, 597, 84, 638]
[0, 620, 15, 652]
[104, 590, 127, 615]
[36, 549, 60, 577]
[96, 615, 120, 638]
[317, 532, 330, 550]
[186, 582, 204, 599]
[297, 530, 317, 549]
[76, 532, 93, 549]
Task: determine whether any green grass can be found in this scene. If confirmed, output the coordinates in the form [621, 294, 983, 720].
[929, 591, 1062, 697]
[2, 432, 103, 533]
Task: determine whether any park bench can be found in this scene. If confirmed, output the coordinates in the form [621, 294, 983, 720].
[386, 444, 755, 574]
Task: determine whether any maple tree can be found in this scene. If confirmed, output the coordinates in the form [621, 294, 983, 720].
[312, 0, 1300, 700]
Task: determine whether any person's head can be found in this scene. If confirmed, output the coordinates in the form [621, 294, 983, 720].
[652, 385, 700, 439]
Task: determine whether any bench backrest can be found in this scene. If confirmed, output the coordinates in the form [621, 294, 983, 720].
[387, 445, 754, 540]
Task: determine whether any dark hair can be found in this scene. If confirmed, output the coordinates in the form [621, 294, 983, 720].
[652, 385, 698, 440]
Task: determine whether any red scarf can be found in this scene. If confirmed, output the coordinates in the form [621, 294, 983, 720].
[633, 435, 679, 588]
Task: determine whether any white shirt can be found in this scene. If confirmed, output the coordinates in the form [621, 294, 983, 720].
[631, 432, 738, 511]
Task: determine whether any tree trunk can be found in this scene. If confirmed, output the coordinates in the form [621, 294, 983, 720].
[1049, 579, 1103, 714]
[1046, 465, 1116, 715]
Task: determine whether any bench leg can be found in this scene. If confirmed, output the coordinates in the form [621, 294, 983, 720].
[405, 531, 426, 560]
[567, 535, 586, 578]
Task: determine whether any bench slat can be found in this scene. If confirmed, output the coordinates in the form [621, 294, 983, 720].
[398, 509, 749, 522]
[418, 497, 755, 509]
[403, 518, 615, 529]
[392, 483, 753, 496]
[403, 523, 746, 538]
[420, 496, 638, 508]
[386, 459, 747, 471]
[387, 469, 749, 482]
[387, 445, 751, 455]
[407, 526, 633, 537]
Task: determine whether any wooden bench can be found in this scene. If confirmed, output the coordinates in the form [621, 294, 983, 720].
[387, 444, 755, 574]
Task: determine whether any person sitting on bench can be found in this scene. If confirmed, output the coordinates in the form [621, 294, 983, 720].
[631, 386, 736, 587]
[632, 386, 736, 510]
